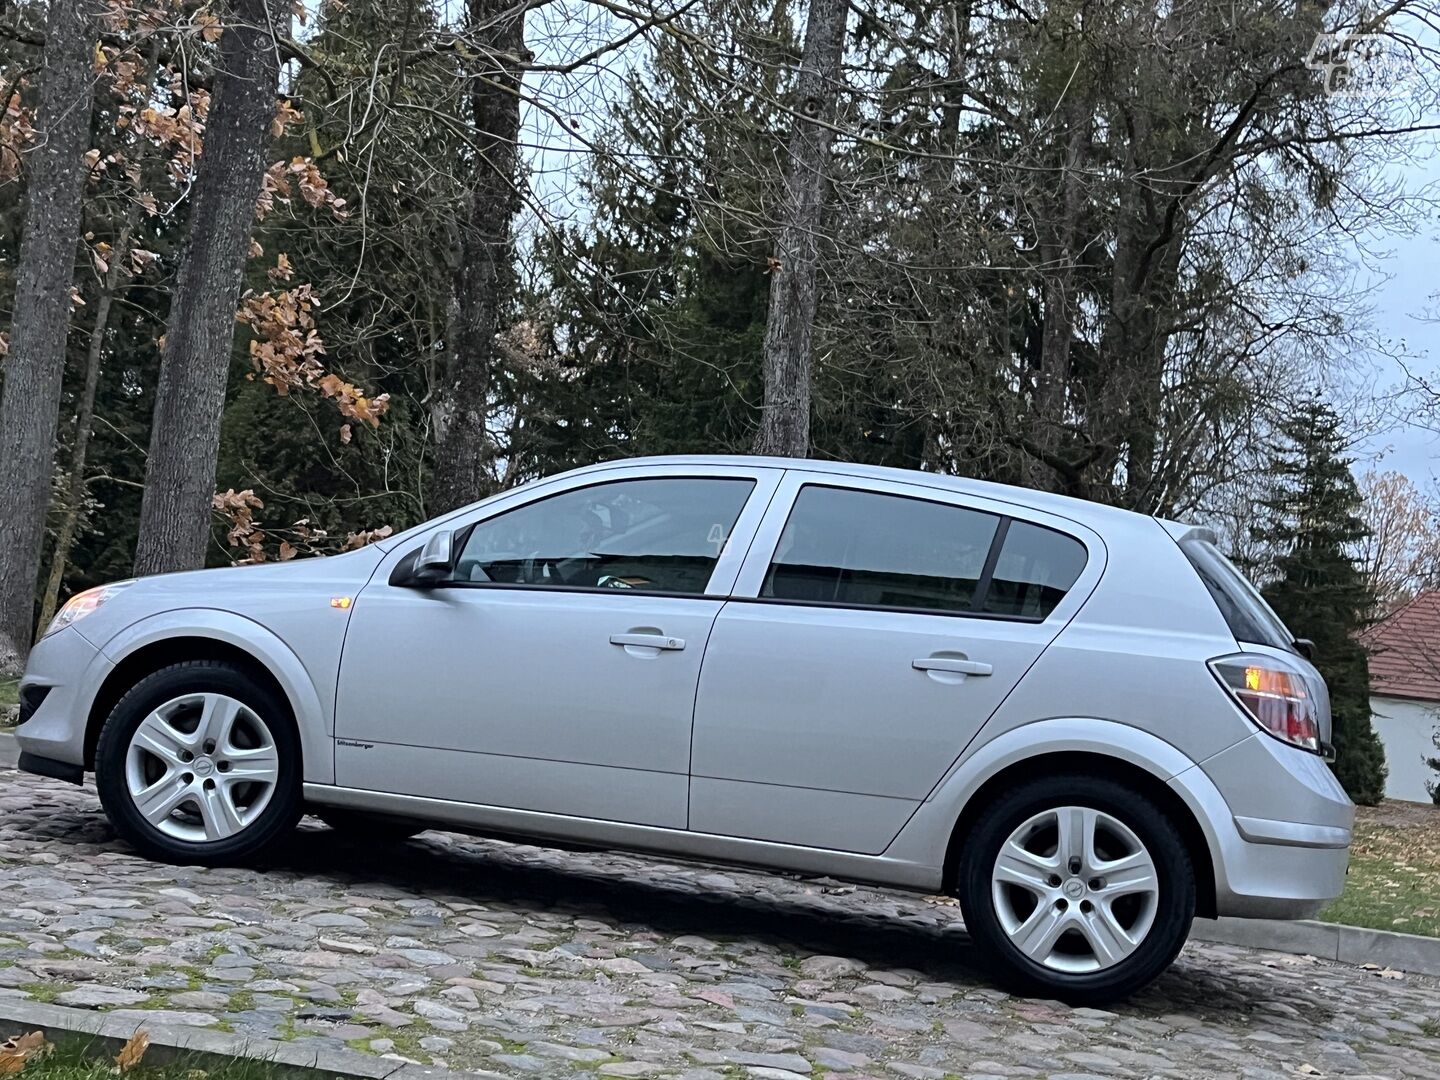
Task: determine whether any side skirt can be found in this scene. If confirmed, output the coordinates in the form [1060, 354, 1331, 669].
[302, 782, 943, 892]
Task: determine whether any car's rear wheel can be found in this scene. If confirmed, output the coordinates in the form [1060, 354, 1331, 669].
[957, 774, 1195, 1004]
[95, 660, 302, 865]
[314, 807, 426, 842]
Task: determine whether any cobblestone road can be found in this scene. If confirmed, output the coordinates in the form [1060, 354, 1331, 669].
[1, 770, 1437, 1080]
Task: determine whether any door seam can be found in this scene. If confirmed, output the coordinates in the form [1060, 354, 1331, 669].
[686, 472, 790, 829]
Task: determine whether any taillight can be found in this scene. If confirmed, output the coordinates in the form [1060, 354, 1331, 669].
[1209, 654, 1321, 753]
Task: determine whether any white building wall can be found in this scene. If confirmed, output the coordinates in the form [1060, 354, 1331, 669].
[1370, 694, 1439, 803]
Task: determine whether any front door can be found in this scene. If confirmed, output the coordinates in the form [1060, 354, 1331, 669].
[688, 475, 1098, 853]
[336, 468, 778, 827]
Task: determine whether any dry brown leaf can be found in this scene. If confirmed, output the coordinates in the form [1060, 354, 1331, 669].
[0, 1030, 50, 1073]
[272, 99, 304, 139]
[195, 11, 222, 42]
[115, 1029, 150, 1071]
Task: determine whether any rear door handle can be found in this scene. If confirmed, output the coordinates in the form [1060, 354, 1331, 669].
[912, 657, 992, 676]
[610, 633, 685, 651]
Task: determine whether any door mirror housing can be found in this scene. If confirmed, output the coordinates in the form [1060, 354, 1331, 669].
[409, 529, 456, 585]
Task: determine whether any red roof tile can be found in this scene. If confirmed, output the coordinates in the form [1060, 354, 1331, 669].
[1362, 591, 1440, 702]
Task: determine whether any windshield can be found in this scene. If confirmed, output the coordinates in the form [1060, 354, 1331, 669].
[1180, 539, 1296, 652]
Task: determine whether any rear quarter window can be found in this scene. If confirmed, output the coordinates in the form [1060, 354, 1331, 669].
[982, 520, 1088, 619]
[1180, 538, 1294, 650]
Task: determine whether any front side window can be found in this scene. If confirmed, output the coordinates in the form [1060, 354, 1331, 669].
[762, 486, 1000, 614]
[456, 477, 755, 594]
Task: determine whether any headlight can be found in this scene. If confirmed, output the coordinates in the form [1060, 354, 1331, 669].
[45, 581, 135, 638]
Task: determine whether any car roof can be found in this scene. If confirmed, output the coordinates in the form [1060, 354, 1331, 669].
[575, 454, 1197, 536]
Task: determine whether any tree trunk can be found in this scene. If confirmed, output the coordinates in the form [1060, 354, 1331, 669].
[752, 0, 849, 458]
[1029, 108, 1090, 489]
[427, 0, 525, 515]
[0, 0, 100, 675]
[132, 0, 280, 576]
[36, 218, 134, 637]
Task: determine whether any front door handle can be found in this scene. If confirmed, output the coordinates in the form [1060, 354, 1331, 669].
[912, 657, 992, 676]
[610, 633, 685, 651]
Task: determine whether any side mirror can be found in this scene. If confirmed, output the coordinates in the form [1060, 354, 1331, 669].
[1294, 638, 1316, 661]
[411, 529, 455, 584]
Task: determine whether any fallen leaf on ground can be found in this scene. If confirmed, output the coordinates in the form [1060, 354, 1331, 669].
[115, 1030, 150, 1071]
[0, 1031, 49, 1073]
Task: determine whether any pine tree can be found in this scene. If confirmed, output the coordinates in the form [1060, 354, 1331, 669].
[1253, 398, 1387, 805]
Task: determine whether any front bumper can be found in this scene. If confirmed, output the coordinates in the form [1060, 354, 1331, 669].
[13, 625, 111, 775]
[17, 752, 85, 785]
[1173, 732, 1354, 920]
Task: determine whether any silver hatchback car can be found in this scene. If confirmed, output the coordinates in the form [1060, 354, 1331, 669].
[15, 456, 1353, 1002]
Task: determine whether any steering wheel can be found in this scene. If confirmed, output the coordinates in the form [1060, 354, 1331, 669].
[521, 553, 572, 586]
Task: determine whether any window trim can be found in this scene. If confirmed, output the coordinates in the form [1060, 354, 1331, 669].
[393, 472, 768, 600]
[743, 481, 1087, 623]
[727, 593, 1050, 624]
[426, 580, 718, 602]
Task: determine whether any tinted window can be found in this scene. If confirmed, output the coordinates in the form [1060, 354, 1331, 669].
[762, 487, 999, 614]
[982, 521, 1088, 619]
[1181, 538, 1294, 650]
[456, 477, 754, 594]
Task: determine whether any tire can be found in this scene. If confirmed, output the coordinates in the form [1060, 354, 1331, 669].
[314, 807, 426, 842]
[95, 660, 303, 865]
[956, 774, 1195, 1004]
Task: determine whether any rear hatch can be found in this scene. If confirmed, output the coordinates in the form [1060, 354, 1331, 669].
[1164, 524, 1334, 749]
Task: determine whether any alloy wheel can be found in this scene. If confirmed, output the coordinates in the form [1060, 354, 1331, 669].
[123, 692, 279, 842]
[990, 805, 1160, 973]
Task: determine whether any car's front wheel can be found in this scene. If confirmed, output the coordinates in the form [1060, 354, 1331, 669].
[95, 660, 302, 865]
[957, 774, 1195, 1004]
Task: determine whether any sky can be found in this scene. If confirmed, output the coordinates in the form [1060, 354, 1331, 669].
[1351, 148, 1440, 487]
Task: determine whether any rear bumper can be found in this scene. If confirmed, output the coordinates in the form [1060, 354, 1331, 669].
[1204, 823, 1350, 919]
[1172, 733, 1354, 920]
[1233, 815, 1351, 849]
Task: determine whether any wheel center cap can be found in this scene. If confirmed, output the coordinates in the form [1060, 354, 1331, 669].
[193, 757, 215, 777]
[1062, 877, 1085, 900]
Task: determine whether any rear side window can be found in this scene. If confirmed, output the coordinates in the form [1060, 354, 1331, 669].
[1181, 539, 1294, 650]
[761, 485, 1087, 619]
[982, 520, 1087, 618]
[762, 487, 998, 613]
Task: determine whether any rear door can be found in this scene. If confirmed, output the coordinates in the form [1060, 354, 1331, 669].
[688, 471, 1102, 853]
